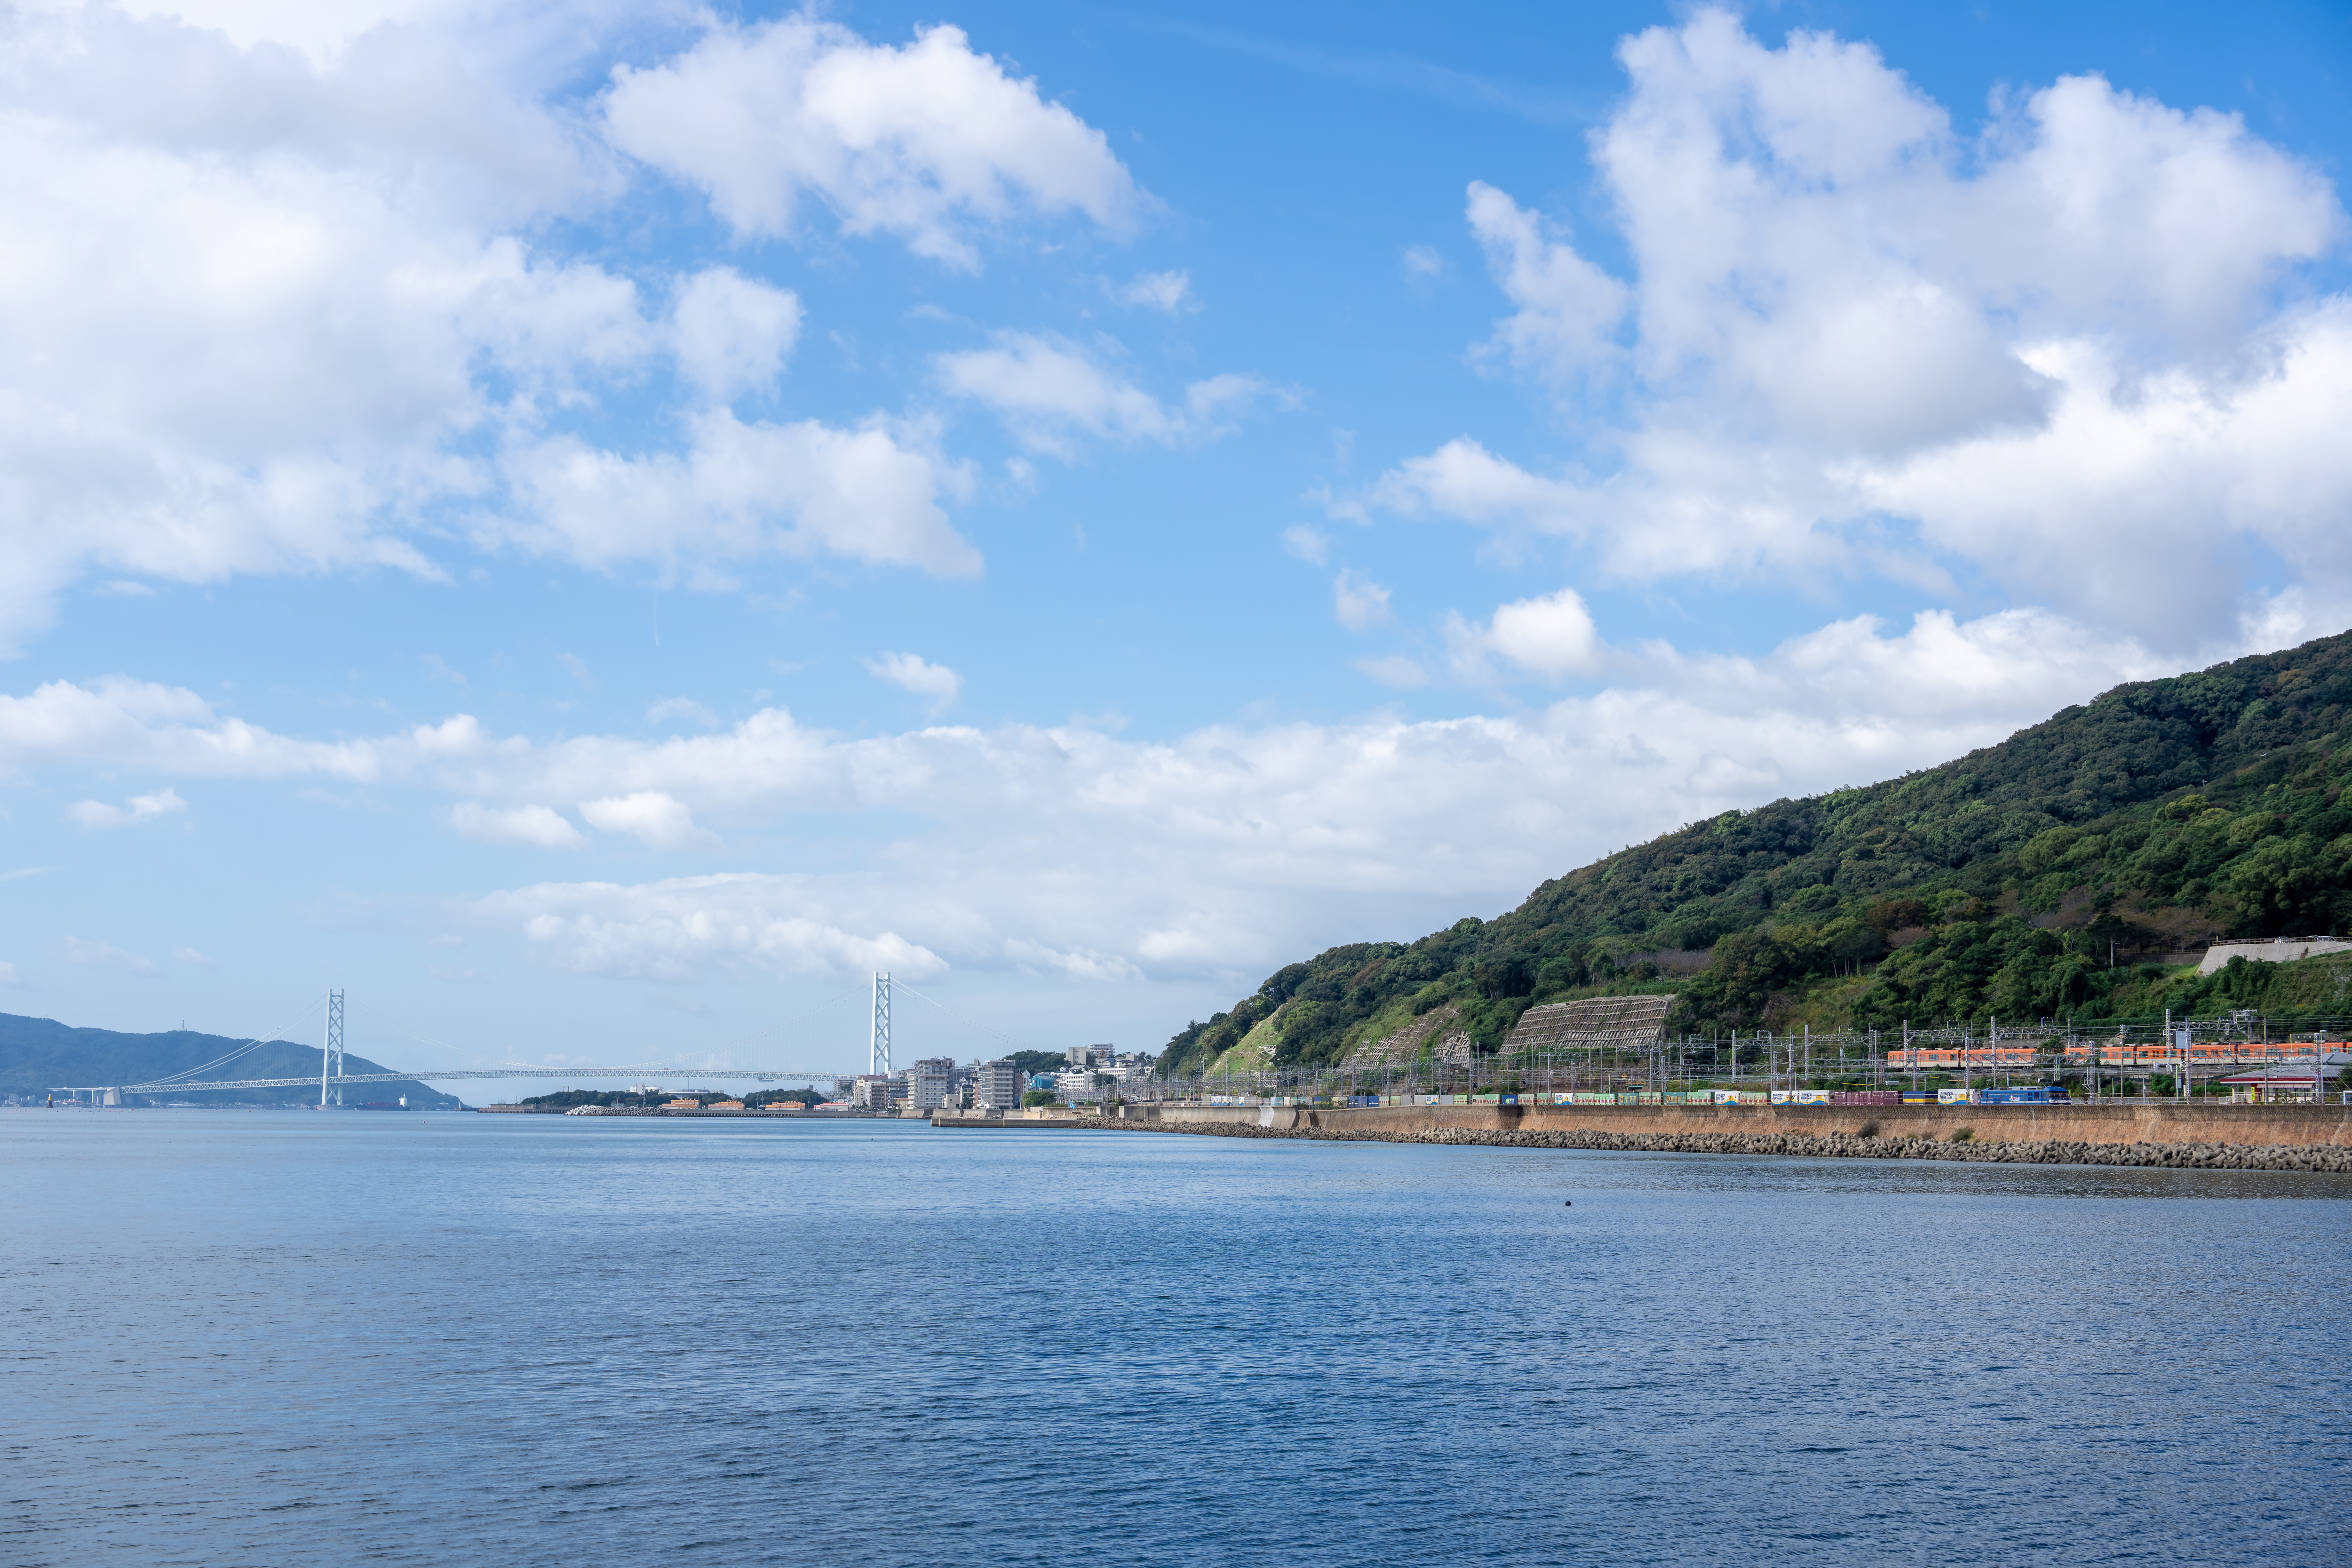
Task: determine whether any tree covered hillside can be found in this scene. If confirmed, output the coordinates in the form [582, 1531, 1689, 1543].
[1160, 629, 2352, 1075]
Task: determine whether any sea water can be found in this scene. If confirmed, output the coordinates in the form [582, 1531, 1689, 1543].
[4, 1114, 2346, 1566]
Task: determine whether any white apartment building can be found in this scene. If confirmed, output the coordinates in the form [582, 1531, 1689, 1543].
[906, 1057, 959, 1112]
[971, 1059, 1027, 1109]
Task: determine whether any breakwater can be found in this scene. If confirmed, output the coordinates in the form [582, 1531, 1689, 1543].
[933, 1100, 2352, 1173]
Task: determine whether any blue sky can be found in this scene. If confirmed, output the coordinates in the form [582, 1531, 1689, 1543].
[3, 0, 2349, 1093]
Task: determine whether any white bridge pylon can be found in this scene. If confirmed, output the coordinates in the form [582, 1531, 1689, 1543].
[70, 973, 1009, 1098]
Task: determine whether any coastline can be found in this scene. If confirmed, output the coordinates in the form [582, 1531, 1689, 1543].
[1086, 1117, 2352, 1173]
[936, 1101, 2352, 1173]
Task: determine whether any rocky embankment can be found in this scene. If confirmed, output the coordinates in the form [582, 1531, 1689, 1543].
[1100, 1119, 2352, 1173]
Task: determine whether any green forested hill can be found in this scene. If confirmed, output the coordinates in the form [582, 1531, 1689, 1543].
[1160, 629, 2352, 1075]
[0, 1013, 466, 1106]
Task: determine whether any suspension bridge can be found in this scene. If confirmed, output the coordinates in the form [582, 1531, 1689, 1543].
[50, 972, 1017, 1105]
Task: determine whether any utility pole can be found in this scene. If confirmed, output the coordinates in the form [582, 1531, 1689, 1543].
[320, 989, 344, 1107]
[869, 971, 892, 1078]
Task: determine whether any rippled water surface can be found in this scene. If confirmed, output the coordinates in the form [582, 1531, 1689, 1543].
[5, 1113, 2348, 1566]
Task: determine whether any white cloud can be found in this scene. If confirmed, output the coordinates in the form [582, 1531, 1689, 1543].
[1282, 525, 1330, 565]
[1446, 588, 1606, 682]
[0, 7, 999, 651]
[1118, 270, 1193, 311]
[672, 267, 802, 403]
[559, 653, 596, 690]
[172, 946, 212, 965]
[1333, 569, 1393, 632]
[66, 786, 187, 829]
[580, 791, 715, 850]
[1465, 180, 1627, 379]
[60, 937, 160, 977]
[865, 652, 963, 713]
[0, 606, 2191, 984]
[0, 959, 18, 987]
[449, 802, 584, 848]
[1003, 938, 1143, 983]
[477, 873, 946, 982]
[603, 16, 1136, 268]
[936, 333, 1272, 456]
[494, 411, 982, 580]
[1402, 245, 1445, 279]
[1365, 9, 2351, 639]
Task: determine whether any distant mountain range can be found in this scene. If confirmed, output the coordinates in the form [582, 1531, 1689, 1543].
[0, 1012, 466, 1107]
[1161, 628, 2352, 1075]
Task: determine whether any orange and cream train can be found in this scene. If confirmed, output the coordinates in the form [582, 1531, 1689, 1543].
[1883, 1042, 2346, 1070]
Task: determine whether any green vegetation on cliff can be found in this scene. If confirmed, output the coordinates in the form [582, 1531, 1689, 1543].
[1160, 630, 2352, 1075]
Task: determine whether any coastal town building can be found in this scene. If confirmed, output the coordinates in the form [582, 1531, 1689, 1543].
[906, 1057, 958, 1111]
[971, 1059, 1027, 1109]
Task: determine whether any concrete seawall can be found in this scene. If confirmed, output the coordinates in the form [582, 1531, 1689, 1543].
[1130, 1100, 2352, 1148]
[930, 1101, 2352, 1173]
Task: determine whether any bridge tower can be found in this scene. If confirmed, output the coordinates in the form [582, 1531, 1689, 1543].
[320, 989, 345, 1107]
[869, 972, 891, 1077]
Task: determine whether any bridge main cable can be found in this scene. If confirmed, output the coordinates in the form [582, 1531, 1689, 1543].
[110, 1065, 858, 1094]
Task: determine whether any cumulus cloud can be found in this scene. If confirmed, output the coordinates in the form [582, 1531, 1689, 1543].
[1466, 181, 1627, 379]
[66, 786, 187, 828]
[580, 791, 715, 849]
[1446, 588, 1606, 682]
[493, 411, 982, 579]
[0, 606, 2189, 983]
[603, 16, 1136, 268]
[865, 652, 963, 713]
[449, 802, 585, 848]
[671, 267, 802, 402]
[0, 6, 1033, 651]
[936, 333, 1273, 456]
[1366, 9, 2351, 639]
[1333, 569, 1393, 632]
[476, 874, 946, 982]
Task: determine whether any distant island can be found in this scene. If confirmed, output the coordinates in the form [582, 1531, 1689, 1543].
[1162, 629, 2352, 1076]
[0, 1013, 465, 1107]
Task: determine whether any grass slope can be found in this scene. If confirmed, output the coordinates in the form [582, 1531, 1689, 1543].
[1160, 629, 2352, 1074]
[0, 1012, 468, 1106]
